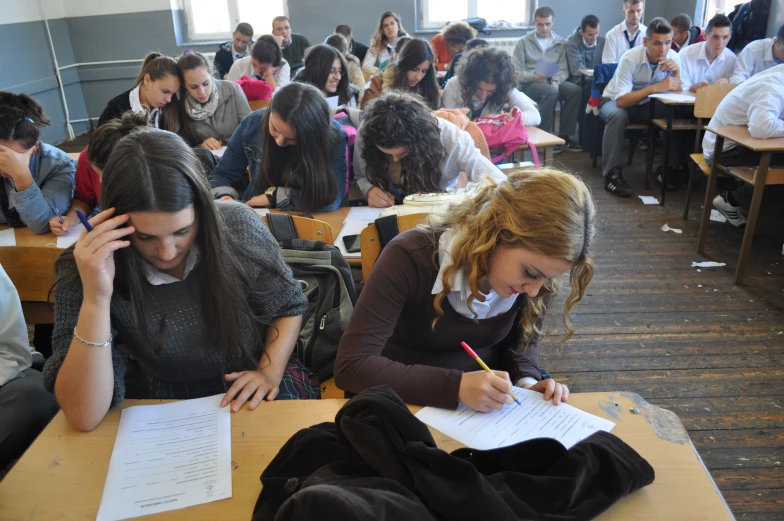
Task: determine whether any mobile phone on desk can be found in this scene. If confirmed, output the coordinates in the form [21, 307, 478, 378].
[343, 234, 361, 253]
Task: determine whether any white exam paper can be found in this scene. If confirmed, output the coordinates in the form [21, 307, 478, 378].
[649, 93, 695, 103]
[56, 223, 85, 249]
[0, 228, 16, 247]
[415, 387, 615, 450]
[638, 195, 660, 205]
[211, 146, 228, 159]
[96, 395, 232, 521]
[252, 208, 271, 217]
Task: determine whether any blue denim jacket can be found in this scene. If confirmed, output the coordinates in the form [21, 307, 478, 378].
[0, 142, 75, 234]
[208, 109, 349, 212]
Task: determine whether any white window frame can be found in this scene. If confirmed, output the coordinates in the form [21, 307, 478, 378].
[419, 0, 536, 31]
[182, 0, 287, 42]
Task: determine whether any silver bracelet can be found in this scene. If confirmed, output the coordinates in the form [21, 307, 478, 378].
[73, 329, 113, 347]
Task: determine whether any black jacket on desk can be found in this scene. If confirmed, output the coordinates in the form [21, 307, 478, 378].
[252, 386, 655, 521]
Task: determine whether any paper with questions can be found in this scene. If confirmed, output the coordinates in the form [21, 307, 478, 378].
[649, 92, 695, 103]
[0, 228, 16, 247]
[56, 223, 85, 249]
[96, 394, 232, 521]
[535, 59, 560, 78]
[211, 146, 228, 159]
[415, 387, 615, 450]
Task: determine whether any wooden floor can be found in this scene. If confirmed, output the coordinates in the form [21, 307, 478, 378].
[541, 148, 784, 520]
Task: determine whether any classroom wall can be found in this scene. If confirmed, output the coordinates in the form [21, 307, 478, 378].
[769, 0, 784, 37]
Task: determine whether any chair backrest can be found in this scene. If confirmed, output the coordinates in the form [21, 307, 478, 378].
[249, 99, 270, 111]
[360, 213, 428, 282]
[694, 84, 737, 118]
[262, 214, 335, 244]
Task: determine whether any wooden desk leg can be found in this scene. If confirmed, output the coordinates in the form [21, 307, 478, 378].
[733, 152, 771, 284]
[544, 146, 553, 167]
[660, 105, 673, 206]
[697, 135, 724, 253]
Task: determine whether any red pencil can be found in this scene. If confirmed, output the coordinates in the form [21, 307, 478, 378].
[460, 342, 522, 406]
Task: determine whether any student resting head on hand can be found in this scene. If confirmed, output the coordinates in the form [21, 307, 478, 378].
[44, 128, 318, 432]
[293, 44, 359, 108]
[208, 82, 349, 212]
[354, 91, 505, 207]
[175, 51, 251, 150]
[382, 38, 440, 110]
[0, 91, 75, 234]
[335, 168, 596, 412]
[49, 112, 150, 236]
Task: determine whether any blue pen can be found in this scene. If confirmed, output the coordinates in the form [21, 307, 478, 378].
[50, 200, 64, 224]
[75, 209, 93, 232]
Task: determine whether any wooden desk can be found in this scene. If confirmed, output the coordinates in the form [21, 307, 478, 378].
[68, 152, 80, 160]
[697, 125, 784, 284]
[0, 392, 733, 520]
[647, 91, 696, 205]
[518, 126, 565, 166]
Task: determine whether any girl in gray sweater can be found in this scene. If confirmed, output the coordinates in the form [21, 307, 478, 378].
[176, 52, 251, 150]
[43, 128, 317, 432]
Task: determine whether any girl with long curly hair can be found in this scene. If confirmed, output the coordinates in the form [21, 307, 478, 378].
[442, 46, 541, 125]
[363, 11, 408, 73]
[335, 168, 595, 412]
[354, 91, 504, 207]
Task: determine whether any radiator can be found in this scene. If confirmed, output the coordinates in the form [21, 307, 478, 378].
[487, 37, 520, 55]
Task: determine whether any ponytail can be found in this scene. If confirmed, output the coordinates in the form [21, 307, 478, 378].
[133, 52, 179, 88]
[87, 111, 150, 169]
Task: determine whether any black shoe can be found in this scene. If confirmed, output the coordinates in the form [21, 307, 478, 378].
[605, 168, 634, 197]
[655, 166, 677, 191]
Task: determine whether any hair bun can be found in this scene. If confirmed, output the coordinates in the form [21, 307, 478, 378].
[120, 111, 151, 133]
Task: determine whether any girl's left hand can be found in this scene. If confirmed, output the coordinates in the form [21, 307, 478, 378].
[522, 379, 569, 405]
[200, 137, 222, 150]
[221, 370, 282, 412]
[246, 194, 271, 208]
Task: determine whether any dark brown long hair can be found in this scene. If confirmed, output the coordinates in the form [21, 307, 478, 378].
[175, 51, 214, 145]
[55, 129, 291, 373]
[259, 82, 340, 211]
[392, 39, 440, 110]
[359, 91, 446, 195]
[0, 91, 50, 148]
[87, 111, 149, 169]
[132, 52, 182, 132]
[369, 11, 407, 52]
[293, 44, 353, 106]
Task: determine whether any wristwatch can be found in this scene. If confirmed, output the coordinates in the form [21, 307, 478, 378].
[264, 185, 278, 206]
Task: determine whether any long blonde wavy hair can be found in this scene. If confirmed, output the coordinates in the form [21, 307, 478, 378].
[429, 168, 596, 348]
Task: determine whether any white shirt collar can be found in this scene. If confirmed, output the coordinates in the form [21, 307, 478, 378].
[698, 42, 728, 64]
[129, 84, 160, 128]
[583, 37, 596, 48]
[622, 21, 641, 38]
[143, 244, 201, 285]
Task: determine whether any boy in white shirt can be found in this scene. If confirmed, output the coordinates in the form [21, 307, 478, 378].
[0, 263, 59, 469]
[704, 65, 784, 227]
[729, 24, 784, 84]
[602, 0, 647, 64]
[599, 17, 683, 197]
[680, 14, 736, 91]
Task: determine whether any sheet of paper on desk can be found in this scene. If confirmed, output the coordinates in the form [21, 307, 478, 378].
[56, 223, 85, 249]
[535, 59, 560, 78]
[96, 394, 232, 521]
[347, 206, 385, 222]
[0, 228, 16, 247]
[211, 146, 228, 159]
[649, 93, 695, 103]
[415, 387, 615, 450]
[336, 219, 370, 258]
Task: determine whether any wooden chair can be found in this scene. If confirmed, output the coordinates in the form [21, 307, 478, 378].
[248, 99, 270, 111]
[261, 214, 335, 244]
[682, 84, 738, 219]
[360, 213, 428, 283]
[0, 246, 62, 324]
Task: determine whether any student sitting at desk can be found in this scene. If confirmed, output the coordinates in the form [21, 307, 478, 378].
[431, 21, 476, 72]
[209, 83, 349, 212]
[729, 24, 784, 84]
[354, 92, 506, 208]
[0, 92, 75, 234]
[227, 35, 290, 91]
[379, 38, 441, 110]
[334, 169, 595, 410]
[679, 14, 736, 92]
[44, 129, 318, 432]
[598, 17, 683, 198]
[292, 44, 360, 108]
[360, 36, 412, 107]
[324, 33, 366, 97]
[98, 53, 181, 129]
[0, 263, 60, 469]
[602, 0, 647, 64]
[441, 46, 541, 124]
[363, 11, 408, 74]
[703, 64, 784, 228]
[174, 51, 251, 151]
[49, 113, 149, 236]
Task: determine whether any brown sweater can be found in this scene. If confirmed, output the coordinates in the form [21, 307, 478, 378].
[334, 228, 543, 409]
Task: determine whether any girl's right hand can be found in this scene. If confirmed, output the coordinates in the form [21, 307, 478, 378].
[200, 137, 222, 150]
[73, 208, 135, 303]
[367, 187, 395, 208]
[458, 370, 515, 412]
[49, 214, 78, 236]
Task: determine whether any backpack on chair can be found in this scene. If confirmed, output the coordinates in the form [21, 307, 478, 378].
[266, 213, 356, 382]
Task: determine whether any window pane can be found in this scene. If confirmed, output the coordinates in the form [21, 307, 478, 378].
[427, 0, 467, 26]
[477, 0, 530, 24]
[237, 0, 284, 36]
[189, 0, 231, 34]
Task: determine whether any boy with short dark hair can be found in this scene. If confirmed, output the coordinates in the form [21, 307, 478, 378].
[214, 22, 254, 79]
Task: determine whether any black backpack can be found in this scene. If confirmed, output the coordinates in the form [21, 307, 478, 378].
[267, 214, 356, 382]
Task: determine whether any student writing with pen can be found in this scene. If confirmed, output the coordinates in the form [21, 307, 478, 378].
[334, 169, 595, 412]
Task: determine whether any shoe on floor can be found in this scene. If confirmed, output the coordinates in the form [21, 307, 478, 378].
[605, 168, 634, 198]
[712, 192, 746, 227]
[561, 139, 583, 153]
[637, 140, 649, 150]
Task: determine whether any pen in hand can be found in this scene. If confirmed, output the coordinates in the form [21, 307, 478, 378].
[460, 341, 522, 406]
[75, 209, 93, 232]
[51, 200, 64, 224]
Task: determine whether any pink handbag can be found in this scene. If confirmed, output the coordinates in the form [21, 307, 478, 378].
[474, 107, 540, 166]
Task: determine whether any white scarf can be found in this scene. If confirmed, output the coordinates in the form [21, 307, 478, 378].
[184, 81, 221, 121]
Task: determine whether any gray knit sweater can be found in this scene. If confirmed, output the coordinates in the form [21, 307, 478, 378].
[43, 201, 307, 405]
